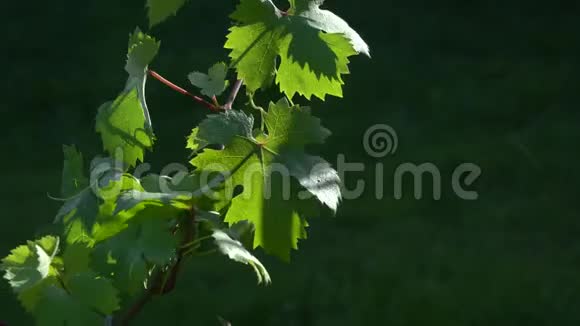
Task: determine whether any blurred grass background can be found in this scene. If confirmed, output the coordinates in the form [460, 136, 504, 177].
[1, 0, 579, 325]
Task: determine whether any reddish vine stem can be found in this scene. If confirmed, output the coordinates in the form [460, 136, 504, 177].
[119, 287, 155, 325]
[119, 208, 196, 325]
[161, 208, 196, 294]
[119, 78, 237, 325]
[148, 70, 219, 111]
[223, 79, 243, 110]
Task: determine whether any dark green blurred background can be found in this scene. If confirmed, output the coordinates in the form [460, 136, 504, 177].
[1, 0, 579, 325]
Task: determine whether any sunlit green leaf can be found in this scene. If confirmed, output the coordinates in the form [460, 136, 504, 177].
[212, 230, 271, 284]
[226, 0, 369, 100]
[188, 62, 230, 97]
[190, 98, 341, 260]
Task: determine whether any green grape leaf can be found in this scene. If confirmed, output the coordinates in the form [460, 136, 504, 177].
[91, 177, 182, 246]
[113, 190, 192, 215]
[126, 28, 160, 80]
[187, 110, 254, 152]
[1, 236, 59, 293]
[34, 286, 103, 326]
[289, 0, 370, 56]
[225, 0, 369, 100]
[15, 277, 58, 313]
[263, 99, 330, 149]
[66, 272, 120, 315]
[188, 62, 230, 97]
[190, 99, 341, 260]
[55, 155, 124, 226]
[142, 173, 233, 213]
[62, 243, 92, 275]
[7, 238, 120, 321]
[126, 28, 159, 132]
[280, 151, 341, 211]
[97, 29, 159, 167]
[61, 145, 89, 198]
[57, 158, 145, 246]
[141, 173, 198, 193]
[56, 188, 100, 244]
[212, 230, 271, 284]
[96, 89, 155, 168]
[3, 238, 61, 313]
[225, 22, 284, 94]
[147, 0, 189, 27]
[186, 128, 203, 152]
[228, 220, 256, 248]
[98, 217, 177, 294]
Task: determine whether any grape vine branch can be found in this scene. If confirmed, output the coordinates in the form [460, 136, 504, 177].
[1, 0, 370, 324]
[148, 70, 219, 111]
[121, 207, 197, 325]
